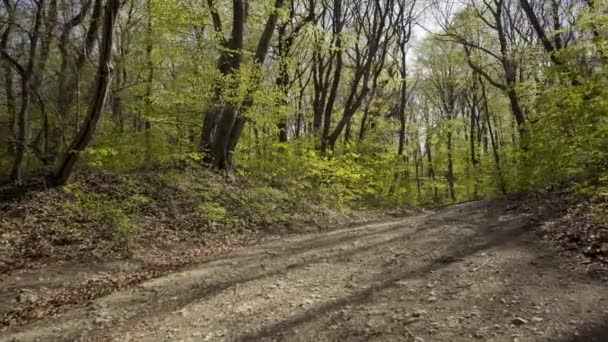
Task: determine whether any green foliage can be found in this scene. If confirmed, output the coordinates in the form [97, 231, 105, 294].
[198, 202, 228, 224]
[1, 0, 606, 213]
[514, 48, 608, 192]
[61, 182, 141, 248]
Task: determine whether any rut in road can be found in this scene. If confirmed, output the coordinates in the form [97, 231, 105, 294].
[2, 199, 607, 342]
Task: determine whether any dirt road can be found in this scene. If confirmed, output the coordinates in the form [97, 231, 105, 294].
[1, 200, 607, 341]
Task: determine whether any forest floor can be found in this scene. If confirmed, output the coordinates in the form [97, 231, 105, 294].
[1, 199, 607, 341]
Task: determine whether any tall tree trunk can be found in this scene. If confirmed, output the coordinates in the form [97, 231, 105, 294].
[415, 131, 422, 203]
[51, 0, 99, 158]
[4, 64, 16, 154]
[480, 79, 506, 194]
[397, 72, 408, 156]
[319, 0, 344, 153]
[447, 130, 456, 202]
[426, 135, 438, 202]
[52, 0, 120, 186]
[57, 0, 103, 123]
[1, 3, 17, 155]
[8, 1, 44, 182]
[344, 119, 351, 145]
[35, 0, 58, 162]
[222, 0, 285, 169]
[205, 0, 247, 168]
[469, 94, 478, 167]
[358, 105, 370, 140]
[496, 1, 526, 137]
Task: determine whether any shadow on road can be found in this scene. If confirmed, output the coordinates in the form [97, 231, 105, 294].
[234, 205, 543, 340]
[556, 319, 608, 342]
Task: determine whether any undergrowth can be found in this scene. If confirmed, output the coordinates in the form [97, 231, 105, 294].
[0, 164, 400, 274]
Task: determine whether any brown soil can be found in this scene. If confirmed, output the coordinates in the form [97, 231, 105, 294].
[1, 199, 607, 341]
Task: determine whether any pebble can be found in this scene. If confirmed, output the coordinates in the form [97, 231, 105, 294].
[16, 289, 38, 305]
[531, 317, 544, 323]
[511, 317, 528, 326]
[412, 309, 427, 317]
[427, 296, 438, 303]
[473, 331, 485, 339]
[469, 311, 481, 318]
[406, 317, 420, 325]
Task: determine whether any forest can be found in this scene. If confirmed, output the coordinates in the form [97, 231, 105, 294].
[0, 0, 606, 205]
[1, 0, 608, 338]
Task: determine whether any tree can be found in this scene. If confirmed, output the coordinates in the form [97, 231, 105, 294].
[52, 0, 121, 186]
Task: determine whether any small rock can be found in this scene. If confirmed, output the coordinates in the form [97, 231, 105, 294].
[412, 310, 427, 317]
[300, 299, 313, 307]
[414, 337, 425, 342]
[531, 317, 544, 323]
[94, 316, 110, 326]
[16, 290, 38, 305]
[469, 312, 481, 318]
[406, 317, 420, 325]
[447, 319, 459, 328]
[427, 296, 438, 303]
[511, 317, 528, 326]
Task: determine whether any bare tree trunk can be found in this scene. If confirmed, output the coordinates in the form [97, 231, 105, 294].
[4, 64, 16, 154]
[480, 78, 506, 194]
[57, 0, 103, 122]
[358, 105, 370, 140]
[1, 1, 17, 155]
[204, 0, 247, 168]
[344, 119, 351, 145]
[469, 93, 479, 168]
[319, 0, 344, 153]
[447, 130, 456, 202]
[415, 131, 422, 203]
[7, 1, 45, 182]
[426, 135, 438, 202]
[397, 70, 408, 156]
[209, 0, 286, 169]
[34, 0, 58, 163]
[51, 0, 98, 158]
[52, 0, 120, 186]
